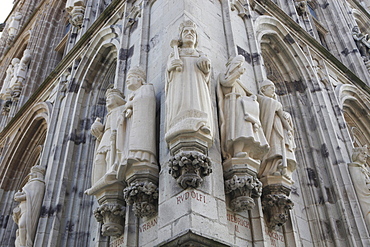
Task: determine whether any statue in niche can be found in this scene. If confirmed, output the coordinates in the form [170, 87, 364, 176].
[89, 88, 126, 190]
[118, 66, 157, 177]
[13, 165, 46, 247]
[165, 20, 214, 149]
[8, 12, 22, 40]
[217, 55, 269, 160]
[257, 79, 296, 179]
[348, 145, 370, 228]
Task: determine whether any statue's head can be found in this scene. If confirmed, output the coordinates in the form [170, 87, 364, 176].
[105, 88, 125, 109]
[11, 58, 20, 66]
[352, 26, 360, 33]
[29, 165, 46, 180]
[226, 55, 245, 76]
[179, 20, 198, 48]
[260, 79, 276, 99]
[352, 145, 368, 165]
[126, 66, 146, 91]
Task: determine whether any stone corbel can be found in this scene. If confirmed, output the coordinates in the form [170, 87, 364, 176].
[123, 181, 158, 218]
[294, 0, 308, 16]
[168, 151, 212, 189]
[67, 0, 86, 28]
[261, 184, 293, 228]
[86, 179, 126, 237]
[94, 202, 126, 236]
[225, 174, 262, 211]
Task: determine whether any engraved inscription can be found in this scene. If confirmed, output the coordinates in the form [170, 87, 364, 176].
[176, 191, 207, 205]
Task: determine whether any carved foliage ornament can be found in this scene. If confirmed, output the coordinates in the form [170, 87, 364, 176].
[225, 175, 262, 211]
[168, 151, 212, 189]
[262, 193, 293, 228]
[123, 181, 158, 218]
[94, 203, 126, 236]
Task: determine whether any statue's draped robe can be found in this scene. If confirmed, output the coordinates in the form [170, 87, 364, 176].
[20, 178, 45, 247]
[257, 95, 296, 177]
[124, 84, 156, 164]
[218, 79, 268, 159]
[165, 49, 213, 143]
[93, 105, 126, 178]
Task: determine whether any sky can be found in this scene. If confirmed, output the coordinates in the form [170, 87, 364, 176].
[0, 1, 15, 36]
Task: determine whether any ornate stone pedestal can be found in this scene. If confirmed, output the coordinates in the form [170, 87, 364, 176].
[260, 180, 294, 228]
[168, 150, 212, 189]
[223, 158, 262, 211]
[123, 180, 158, 218]
[86, 180, 126, 237]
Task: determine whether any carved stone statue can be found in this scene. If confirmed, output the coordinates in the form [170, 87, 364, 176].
[13, 165, 46, 247]
[165, 20, 214, 151]
[17, 49, 32, 82]
[8, 12, 23, 40]
[89, 88, 126, 189]
[257, 79, 296, 180]
[0, 59, 16, 100]
[9, 58, 20, 91]
[119, 66, 157, 176]
[65, 0, 85, 27]
[217, 55, 269, 160]
[348, 145, 370, 228]
[352, 26, 370, 61]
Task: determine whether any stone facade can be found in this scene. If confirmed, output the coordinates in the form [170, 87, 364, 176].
[0, 0, 369, 246]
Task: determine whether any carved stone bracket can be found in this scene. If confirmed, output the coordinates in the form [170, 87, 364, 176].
[123, 181, 158, 218]
[168, 151, 212, 189]
[69, 6, 85, 27]
[225, 174, 262, 211]
[261, 185, 293, 228]
[94, 203, 126, 236]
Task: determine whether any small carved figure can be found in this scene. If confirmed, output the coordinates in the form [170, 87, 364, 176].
[348, 145, 370, 228]
[165, 20, 214, 147]
[9, 58, 20, 91]
[90, 88, 126, 187]
[218, 55, 269, 160]
[13, 165, 46, 247]
[8, 12, 22, 40]
[0, 59, 16, 100]
[17, 49, 32, 82]
[257, 79, 296, 179]
[352, 26, 369, 60]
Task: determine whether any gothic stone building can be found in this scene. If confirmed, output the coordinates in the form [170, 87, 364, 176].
[0, 0, 369, 246]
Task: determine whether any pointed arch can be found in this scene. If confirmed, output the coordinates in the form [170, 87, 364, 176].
[0, 101, 51, 191]
[336, 84, 370, 146]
